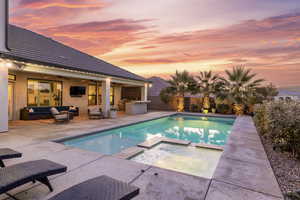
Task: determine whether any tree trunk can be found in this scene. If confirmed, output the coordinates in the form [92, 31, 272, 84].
[177, 96, 185, 112]
[203, 95, 210, 110]
[233, 104, 244, 115]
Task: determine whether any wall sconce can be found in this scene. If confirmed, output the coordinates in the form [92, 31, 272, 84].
[5, 62, 12, 68]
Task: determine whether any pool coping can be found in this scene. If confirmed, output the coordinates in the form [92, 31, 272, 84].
[51, 112, 283, 199]
[53, 112, 236, 143]
[208, 116, 284, 199]
[117, 137, 224, 160]
[52, 112, 176, 143]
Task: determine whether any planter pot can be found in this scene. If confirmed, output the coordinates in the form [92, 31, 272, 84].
[109, 110, 117, 118]
[211, 108, 216, 113]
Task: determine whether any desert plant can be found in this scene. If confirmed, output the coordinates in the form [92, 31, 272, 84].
[190, 104, 200, 112]
[216, 104, 231, 114]
[254, 101, 300, 158]
[218, 66, 264, 115]
[253, 104, 268, 135]
[256, 83, 279, 102]
[160, 87, 173, 104]
[195, 70, 222, 110]
[159, 70, 196, 111]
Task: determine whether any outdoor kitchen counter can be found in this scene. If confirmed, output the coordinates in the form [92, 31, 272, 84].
[125, 101, 150, 115]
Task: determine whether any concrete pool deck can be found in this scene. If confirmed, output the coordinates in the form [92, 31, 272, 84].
[0, 112, 283, 200]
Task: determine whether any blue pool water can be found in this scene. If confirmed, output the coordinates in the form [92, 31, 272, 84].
[63, 115, 235, 155]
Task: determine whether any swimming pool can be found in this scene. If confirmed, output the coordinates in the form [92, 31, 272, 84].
[63, 114, 235, 155]
[131, 143, 222, 178]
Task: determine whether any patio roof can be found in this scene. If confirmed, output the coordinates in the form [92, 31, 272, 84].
[1, 25, 147, 82]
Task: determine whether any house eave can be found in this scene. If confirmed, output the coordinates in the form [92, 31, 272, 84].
[0, 53, 149, 85]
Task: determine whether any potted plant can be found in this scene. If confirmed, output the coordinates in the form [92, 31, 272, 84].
[109, 107, 118, 118]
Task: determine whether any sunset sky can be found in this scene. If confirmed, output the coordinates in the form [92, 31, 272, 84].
[9, 0, 300, 87]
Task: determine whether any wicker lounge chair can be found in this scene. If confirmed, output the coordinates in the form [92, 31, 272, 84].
[50, 107, 70, 123]
[48, 175, 139, 200]
[0, 159, 67, 195]
[0, 148, 22, 168]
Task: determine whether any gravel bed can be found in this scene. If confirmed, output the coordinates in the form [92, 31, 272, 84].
[260, 135, 300, 200]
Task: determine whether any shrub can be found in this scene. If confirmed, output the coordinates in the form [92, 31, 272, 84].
[254, 101, 300, 158]
[216, 103, 231, 114]
[253, 104, 268, 135]
[190, 104, 200, 112]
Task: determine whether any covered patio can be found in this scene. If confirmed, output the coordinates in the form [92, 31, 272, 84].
[0, 11, 150, 133]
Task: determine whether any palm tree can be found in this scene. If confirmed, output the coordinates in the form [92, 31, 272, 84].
[219, 66, 264, 115]
[160, 70, 196, 111]
[256, 83, 278, 102]
[196, 70, 222, 111]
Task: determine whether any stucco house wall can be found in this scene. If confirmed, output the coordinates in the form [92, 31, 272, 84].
[10, 71, 122, 120]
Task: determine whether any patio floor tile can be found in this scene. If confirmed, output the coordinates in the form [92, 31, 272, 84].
[205, 180, 283, 200]
[213, 156, 282, 198]
[132, 167, 211, 200]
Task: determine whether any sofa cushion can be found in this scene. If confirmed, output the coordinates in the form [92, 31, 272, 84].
[50, 107, 60, 115]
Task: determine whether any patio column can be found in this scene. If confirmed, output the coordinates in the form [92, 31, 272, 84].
[0, 0, 9, 52]
[102, 78, 111, 118]
[0, 62, 8, 132]
[141, 83, 148, 101]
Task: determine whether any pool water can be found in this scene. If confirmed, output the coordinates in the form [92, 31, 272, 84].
[131, 143, 223, 178]
[63, 115, 235, 155]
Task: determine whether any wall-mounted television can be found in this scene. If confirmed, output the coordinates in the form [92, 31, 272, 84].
[70, 86, 86, 96]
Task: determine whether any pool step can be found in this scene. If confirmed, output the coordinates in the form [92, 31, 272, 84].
[138, 137, 163, 149]
[195, 143, 224, 151]
[113, 147, 145, 160]
[163, 138, 191, 146]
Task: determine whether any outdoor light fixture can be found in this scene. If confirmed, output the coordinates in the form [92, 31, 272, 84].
[5, 62, 12, 68]
[149, 83, 153, 88]
[0, 60, 13, 68]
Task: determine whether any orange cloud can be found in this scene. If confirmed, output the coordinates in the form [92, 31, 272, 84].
[18, 0, 105, 9]
[37, 19, 153, 55]
[10, 0, 300, 86]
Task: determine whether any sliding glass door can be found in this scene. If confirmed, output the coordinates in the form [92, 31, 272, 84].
[27, 79, 62, 107]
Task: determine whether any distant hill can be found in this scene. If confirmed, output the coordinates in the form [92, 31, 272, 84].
[148, 76, 170, 96]
[278, 87, 300, 97]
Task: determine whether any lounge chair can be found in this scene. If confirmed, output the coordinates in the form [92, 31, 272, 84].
[88, 107, 104, 119]
[48, 175, 139, 200]
[0, 159, 67, 195]
[50, 107, 70, 123]
[0, 148, 22, 167]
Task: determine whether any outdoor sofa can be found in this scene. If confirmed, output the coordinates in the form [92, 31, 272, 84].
[20, 106, 79, 120]
[48, 175, 139, 200]
[0, 159, 67, 195]
[0, 148, 22, 167]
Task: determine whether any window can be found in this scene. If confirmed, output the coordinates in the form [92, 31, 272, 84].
[110, 87, 114, 105]
[8, 74, 16, 81]
[89, 84, 114, 105]
[98, 86, 102, 105]
[27, 79, 62, 107]
[88, 85, 97, 105]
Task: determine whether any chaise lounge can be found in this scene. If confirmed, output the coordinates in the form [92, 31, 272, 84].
[0, 148, 22, 168]
[50, 107, 71, 123]
[49, 175, 139, 200]
[0, 159, 67, 195]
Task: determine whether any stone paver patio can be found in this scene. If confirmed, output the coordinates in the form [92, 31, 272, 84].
[0, 112, 283, 200]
